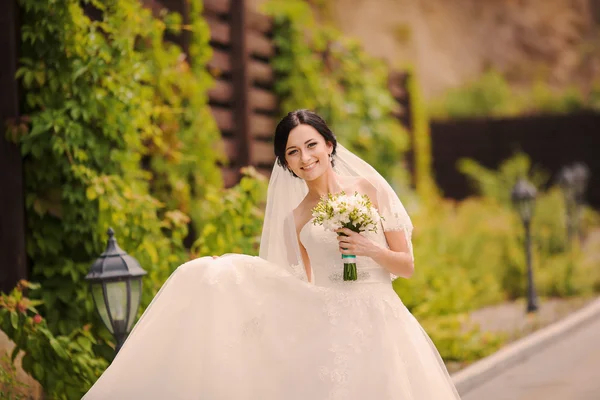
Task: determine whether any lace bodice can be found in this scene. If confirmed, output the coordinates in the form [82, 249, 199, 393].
[300, 220, 392, 288]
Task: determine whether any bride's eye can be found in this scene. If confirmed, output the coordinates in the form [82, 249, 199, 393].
[287, 149, 298, 156]
[307, 142, 317, 148]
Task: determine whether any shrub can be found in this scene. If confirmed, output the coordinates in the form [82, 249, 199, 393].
[427, 70, 594, 120]
[0, 281, 108, 399]
[192, 167, 268, 257]
[13, 0, 219, 336]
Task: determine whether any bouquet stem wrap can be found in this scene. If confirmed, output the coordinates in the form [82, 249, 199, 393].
[338, 231, 358, 281]
[341, 254, 357, 281]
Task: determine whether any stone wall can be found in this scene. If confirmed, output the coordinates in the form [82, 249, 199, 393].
[0, 330, 44, 399]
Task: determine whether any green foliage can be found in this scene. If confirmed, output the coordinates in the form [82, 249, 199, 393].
[393, 153, 600, 361]
[391, 196, 514, 361]
[590, 81, 600, 110]
[528, 81, 586, 114]
[262, 0, 411, 188]
[11, 0, 225, 394]
[450, 153, 598, 298]
[428, 71, 516, 119]
[459, 153, 569, 254]
[141, 0, 224, 222]
[457, 153, 597, 296]
[405, 68, 439, 200]
[0, 282, 108, 399]
[419, 315, 505, 362]
[458, 152, 549, 206]
[192, 168, 268, 257]
[428, 70, 595, 120]
[395, 198, 510, 316]
[15, 0, 221, 337]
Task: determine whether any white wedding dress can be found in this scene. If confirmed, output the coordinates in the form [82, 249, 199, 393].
[84, 216, 460, 399]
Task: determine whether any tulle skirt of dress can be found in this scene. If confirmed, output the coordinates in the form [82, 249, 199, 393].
[84, 254, 460, 400]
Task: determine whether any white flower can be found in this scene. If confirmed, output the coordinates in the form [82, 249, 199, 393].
[311, 192, 381, 233]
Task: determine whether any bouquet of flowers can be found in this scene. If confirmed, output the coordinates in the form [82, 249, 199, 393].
[311, 191, 381, 281]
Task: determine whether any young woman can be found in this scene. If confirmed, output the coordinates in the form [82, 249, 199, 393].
[84, 110, 460, 399]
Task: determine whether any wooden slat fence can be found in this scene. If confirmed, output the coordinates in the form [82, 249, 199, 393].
[429, 113, 600, 208]
[160, 0, 277, 187]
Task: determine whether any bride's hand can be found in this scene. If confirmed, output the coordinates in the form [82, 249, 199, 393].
[335, 228, 378, 258]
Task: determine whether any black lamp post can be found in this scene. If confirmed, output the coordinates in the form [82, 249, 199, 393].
[86, 228, 147, 353]
[558, 166, 576, 245]
[511, 178, 539, 313]
[558, 163, 590, 245]
[571, 162, 589, 242]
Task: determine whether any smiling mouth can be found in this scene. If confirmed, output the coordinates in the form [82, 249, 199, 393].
[301, 161, 318, 171]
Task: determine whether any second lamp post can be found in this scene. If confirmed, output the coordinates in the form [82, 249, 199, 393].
[559, 163, 589, 245]
[511, 179, 539, 313]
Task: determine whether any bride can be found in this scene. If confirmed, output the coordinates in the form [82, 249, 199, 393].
[84, 110, 461, 399]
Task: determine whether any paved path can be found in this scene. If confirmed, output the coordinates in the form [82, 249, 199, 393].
[462, 315, 600, 400]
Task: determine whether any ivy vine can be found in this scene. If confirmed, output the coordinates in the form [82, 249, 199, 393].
[4, 0, 223, 396]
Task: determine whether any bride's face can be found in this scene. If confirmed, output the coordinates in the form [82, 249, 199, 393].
[285, 124, 333, 181]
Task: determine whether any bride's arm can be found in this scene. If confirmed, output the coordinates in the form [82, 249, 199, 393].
[372, 231, 414, 278]
[335, 228, 414, 279]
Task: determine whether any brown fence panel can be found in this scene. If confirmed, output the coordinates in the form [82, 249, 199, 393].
[207, 79, 233, 104]
[204, 0, 231, 15]
[208, 50, 232, 76]
[248, 59, 274, 85]
[430, 113, 600, 208]
[203, 1, 277, 186]
[0, 0, 28, 292]
[210, 106, 235, 134]
[160, 0, 277, 187]
[206, 16, 230, 45]
[246, 8, 277, 176]
[250, 87, 277, 111]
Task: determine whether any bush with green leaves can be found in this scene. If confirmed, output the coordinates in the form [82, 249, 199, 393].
[12, 0, 222, 335]
[458, 152, 549, 206]
[4, 0, 227, 395]
[419, 315, 505, 363]
[392, 196, 514, 362]
[192, 167, 269, 257]
[427, 70, 593, 120]
[392, 153, 600, 362]
[394, 193, 598, 362]
[459, 152, 599, 256]
[0, 281, 108, 399]
[404, 67, 440, 200]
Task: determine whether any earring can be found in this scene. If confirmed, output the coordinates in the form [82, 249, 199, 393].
[329, 153, 333, 161]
